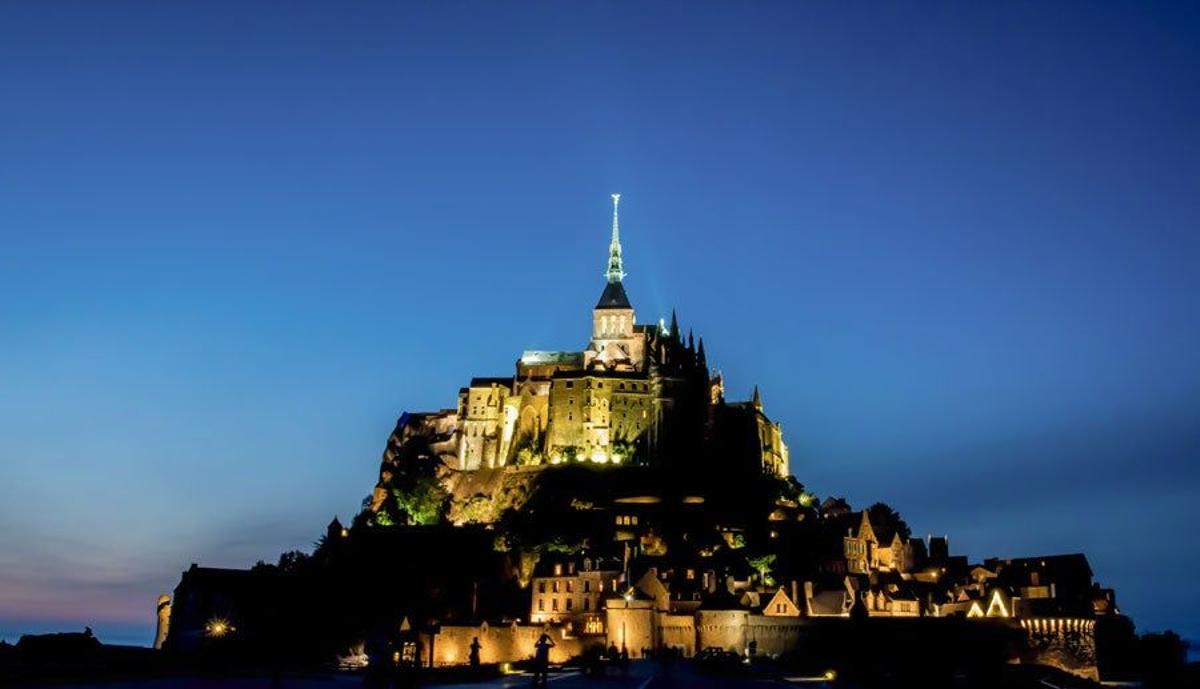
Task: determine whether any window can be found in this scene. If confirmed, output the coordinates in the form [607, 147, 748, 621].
[554, 564, 563, 576]
[598, 382, 603, 388]
[538, 599, 544, 612]
[552, 581, 559, 593]
[565, 381, 574, 388]
[552, 599, 558, 612]
[584, 581, 591, 593]
[538, 582, 545, 593]
[566, 581, 574, 593]
[566, 598, 573, 611]
[584, 598, 591, 611]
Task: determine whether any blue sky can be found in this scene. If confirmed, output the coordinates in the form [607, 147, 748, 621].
[1, 1, 1198, 647]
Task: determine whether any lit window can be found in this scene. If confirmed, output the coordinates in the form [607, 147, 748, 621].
[552, 599, 559, 612]
[554, 564, 563, 576]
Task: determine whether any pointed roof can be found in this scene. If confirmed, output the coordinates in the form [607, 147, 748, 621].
[596, 281, 632, 309]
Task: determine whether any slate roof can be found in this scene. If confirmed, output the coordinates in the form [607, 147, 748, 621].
[595, 281, 632, 309]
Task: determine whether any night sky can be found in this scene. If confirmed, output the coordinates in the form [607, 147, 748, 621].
[2, 2, 1197, 648]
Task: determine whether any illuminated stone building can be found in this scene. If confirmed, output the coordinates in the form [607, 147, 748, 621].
[382, 194, 790, 480]
[528, 555, 622, 635]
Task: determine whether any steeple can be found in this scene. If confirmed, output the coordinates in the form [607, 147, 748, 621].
[752, 385, 763, 410]
[605, 193, 625, 283]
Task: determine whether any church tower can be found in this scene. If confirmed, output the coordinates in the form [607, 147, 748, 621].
[588, 194, 641, 370]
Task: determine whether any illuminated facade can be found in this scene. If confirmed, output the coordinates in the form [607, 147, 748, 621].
[396, 194, 790, 477]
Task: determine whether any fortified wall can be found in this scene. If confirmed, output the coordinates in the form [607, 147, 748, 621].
[430, 622, 582, 667]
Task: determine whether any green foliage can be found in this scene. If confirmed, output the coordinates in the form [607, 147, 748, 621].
[748, 553, 777, 586]
[458, 494, 500, 524]
[560, 445, 581, 463]
[610, 439, 635, 464]
[375, 431, 450, 526]
[516, 446, 544, 466]
[392, 476, 447, 526]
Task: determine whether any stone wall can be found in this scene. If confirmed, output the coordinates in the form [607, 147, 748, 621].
[656, 614, 697, 656]
[432, 622, 585, 667]
[696, 610, 749, 653]
[1020, 618, 1098, 681]
[745, 616, 807, 657]
[605, 600, 655, 656]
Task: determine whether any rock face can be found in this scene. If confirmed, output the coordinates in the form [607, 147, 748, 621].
[441, 465, 542, 524]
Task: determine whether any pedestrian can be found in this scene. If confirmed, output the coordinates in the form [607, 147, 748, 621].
[469, 636, 482, 669]
[532, 632, 555, 687]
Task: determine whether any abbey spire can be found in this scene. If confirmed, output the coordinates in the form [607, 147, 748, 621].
[605, 193, 625, 283]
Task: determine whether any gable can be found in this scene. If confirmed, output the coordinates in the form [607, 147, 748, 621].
[763, 587, 800, 616]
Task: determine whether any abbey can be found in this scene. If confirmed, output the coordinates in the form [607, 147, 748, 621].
[399, 194, 788, 477]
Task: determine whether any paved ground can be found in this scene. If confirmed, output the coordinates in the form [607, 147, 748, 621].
[428, 661, 808, 689]
[36, 660, 825, 689]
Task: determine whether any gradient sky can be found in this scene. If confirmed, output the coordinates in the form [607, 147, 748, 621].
[2, 1, 1198, 648]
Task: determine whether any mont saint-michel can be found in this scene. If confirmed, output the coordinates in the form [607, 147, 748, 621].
[97, 196, 1149, 688]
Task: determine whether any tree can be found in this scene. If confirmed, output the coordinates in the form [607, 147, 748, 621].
[392, 476, 448, 526]
[748, 554, 777, 586]
[867, 502, 911, 540]
[382, 432, 450, 526]
[277, 549, 310, 574]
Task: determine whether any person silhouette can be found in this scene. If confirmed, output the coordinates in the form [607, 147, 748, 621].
[469, 636, 482, 669]
[532, 632, 555, 687]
